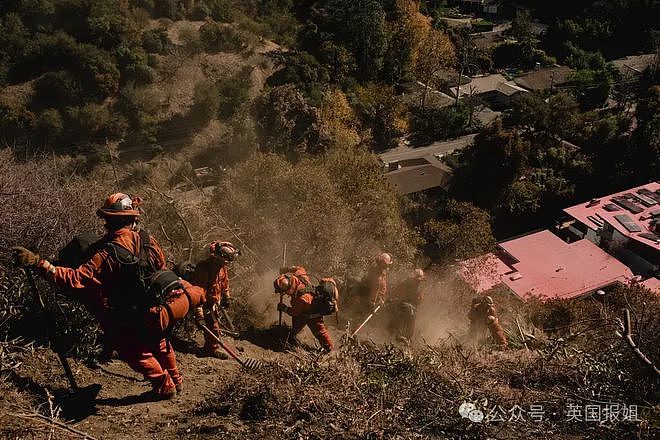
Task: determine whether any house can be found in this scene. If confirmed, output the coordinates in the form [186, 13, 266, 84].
[611, 54, 658, 76]
[380, 134, 477, 194]
[560, 182, 660, 278]
[397, 81, 454, 108]
[449, 74, 527, 110]
[513, 65, 572, 92]
[457, 230, 637, 301]
[460, 0, 502, 15]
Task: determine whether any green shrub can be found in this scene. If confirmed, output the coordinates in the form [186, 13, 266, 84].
[34, 70, 82, 107]
[206, 0, 234, 23]
[65, 103, 128, 141]
[189, 3, 211, 20]
[216, 73, 250, 118]
[34, 108, 64, 144]
[199, 21, 248, 53]
[115, 45, 155, 84]
[191, 80, 221, 122]
[154, 0, 181, 19]
[178, 24, 204, 54]
[142, 26, 172, 54]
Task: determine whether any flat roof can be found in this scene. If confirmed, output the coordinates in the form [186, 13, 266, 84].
[563, 182, 660, 252]
[611, 54, 657, 74]
[458, 230, 636, 300]
[379, 134, 476, 164]
[384, 162, 452, 195]
[449, 74, 507, 96]
[640, 276, 660, 293]
[513, 66, 572, 91]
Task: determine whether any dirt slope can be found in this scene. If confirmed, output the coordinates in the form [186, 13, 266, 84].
[1, 323, 343, 439]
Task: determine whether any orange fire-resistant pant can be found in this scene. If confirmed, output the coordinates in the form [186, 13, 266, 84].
[114, 326, 180, 395]
[488, 318, 508, 348]
[290, 315, 334, 351]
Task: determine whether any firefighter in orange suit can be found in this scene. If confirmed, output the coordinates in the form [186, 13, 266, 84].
[189, 241, 240, 359]
[12, 193, 204, 399]
[274, 268, 334, 352]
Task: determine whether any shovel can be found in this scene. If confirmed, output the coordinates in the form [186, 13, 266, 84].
[23, 269, 101, 418]
[198, 323, 263, 369]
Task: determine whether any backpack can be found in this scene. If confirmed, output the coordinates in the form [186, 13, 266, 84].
[58, 232, 101, 268]
[310, 278, 340, 316]
[173, 260, 196, 281]
[105, 230, 182, 319]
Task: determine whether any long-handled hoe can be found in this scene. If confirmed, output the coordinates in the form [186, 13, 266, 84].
[198, 323, 263, 369]
[349, 304, 382, 339]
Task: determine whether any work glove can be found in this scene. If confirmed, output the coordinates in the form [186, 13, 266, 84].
[277, 302, 288, 313]
[220, 297, 232, 309]
[194, 306, 205, 328]
[11, 246, 41, 267]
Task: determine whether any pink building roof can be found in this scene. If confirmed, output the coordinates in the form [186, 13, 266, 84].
[563, 182, 660, 252]
[458, 230, 636, 301]
[640, 276, 660, 293]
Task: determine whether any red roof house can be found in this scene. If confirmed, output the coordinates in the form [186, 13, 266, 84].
[561, 182, 659, 282]
[458, 230, 637, 301]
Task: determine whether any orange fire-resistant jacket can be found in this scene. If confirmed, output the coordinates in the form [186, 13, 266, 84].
[365, 265, 387, 304]
[37, 227, 166, 313]
[189, 256, 230, 304]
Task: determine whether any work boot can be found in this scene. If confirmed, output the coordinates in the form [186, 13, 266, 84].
[142, 388, 176, 402]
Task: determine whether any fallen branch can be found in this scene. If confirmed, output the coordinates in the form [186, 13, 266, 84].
[15, 413, 98, 440]
[516, 318, 528, 350]
[620, 308, 660, 376]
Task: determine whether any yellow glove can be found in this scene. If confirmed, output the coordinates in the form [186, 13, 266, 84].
[11, 247, 40, 267]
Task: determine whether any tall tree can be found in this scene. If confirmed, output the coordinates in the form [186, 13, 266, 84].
[412, 27, 454, 108]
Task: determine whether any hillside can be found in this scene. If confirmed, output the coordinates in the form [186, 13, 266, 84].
[0, 1, 659, 439]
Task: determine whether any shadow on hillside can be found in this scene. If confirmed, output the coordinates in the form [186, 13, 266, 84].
[240, 325, 290, 352]
[5, 369, 101, 421]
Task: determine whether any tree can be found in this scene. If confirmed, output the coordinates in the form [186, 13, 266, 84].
[422, 199, 495, 265]
[568, 66, 616, 109]
[319, 88, 360, 149]
[410, 103, 470, 143]
[451, 120, 529, 208]
[254, 84, 323, 160]
[380, 0, 428, 84]
[352, 83, 409, 150]
[412, 27, 454, 108]
[507, 92, 579, 139]
[510, 9, 534, 47]
[328, 0, 388, 81]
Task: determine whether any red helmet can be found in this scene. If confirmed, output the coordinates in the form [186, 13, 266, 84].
[96, 193, 142, 218]
[274, 274, 292, 294]
[210, 241, 240, 261]
[375, 252, 393, 266]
